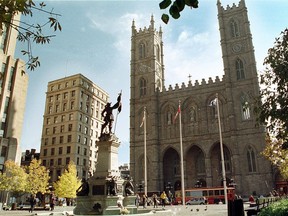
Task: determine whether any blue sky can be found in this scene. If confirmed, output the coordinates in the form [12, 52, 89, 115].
[16, 0, 288, 165]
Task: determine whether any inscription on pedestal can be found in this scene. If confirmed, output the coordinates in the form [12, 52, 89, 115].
[92, 185, 105, 195]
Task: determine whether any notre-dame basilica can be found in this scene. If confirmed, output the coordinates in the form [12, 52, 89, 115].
[130, 0, 278, 197]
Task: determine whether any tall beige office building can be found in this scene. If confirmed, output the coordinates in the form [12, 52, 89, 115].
[40, 74, 109, 182]
[0, 13, 28, 172]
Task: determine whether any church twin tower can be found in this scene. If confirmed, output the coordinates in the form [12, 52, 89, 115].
[129, 0, 273, 197]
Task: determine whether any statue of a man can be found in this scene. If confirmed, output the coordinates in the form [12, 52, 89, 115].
[101, 93, 122, 136]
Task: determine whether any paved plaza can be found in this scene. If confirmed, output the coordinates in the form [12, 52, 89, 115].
[0, 203, 250, 216]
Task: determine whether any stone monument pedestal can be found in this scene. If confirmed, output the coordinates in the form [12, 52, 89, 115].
[73, 134, 137, 215]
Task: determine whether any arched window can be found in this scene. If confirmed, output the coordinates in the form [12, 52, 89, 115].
[139, 43, 145, 59]
[236, 58, 245, 80]
[139, 78, 147, 96]
[156, 45, 160, 62]
[189, 106, 197, 122]
[240, 94, 251, 120]
[167, 107, 173, 125]
[196, 151, 205, 174]
[230, 19, 239, 38]
[247, 146, 256, 172]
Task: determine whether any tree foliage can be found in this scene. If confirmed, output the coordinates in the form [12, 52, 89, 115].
[256, 29, 288, 147]
[0, 160, 27, 193]
[24, 159, 50, 195]
[159, 0, 199, 24]
[53, 161, 81, 199]
[0, 0, 61, 70]
[262, 135, 288, 179]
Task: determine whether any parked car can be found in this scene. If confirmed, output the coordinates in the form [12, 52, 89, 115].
[185, 197, 206, 205]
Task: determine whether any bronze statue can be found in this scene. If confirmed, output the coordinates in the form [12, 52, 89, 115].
[101, 93, 122, 136]
[76, 178, 89, 196]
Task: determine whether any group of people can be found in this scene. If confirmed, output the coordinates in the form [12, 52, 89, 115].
[134, 190, 174, 209]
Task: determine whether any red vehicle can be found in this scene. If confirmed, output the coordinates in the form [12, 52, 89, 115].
[174, 187, 235, 204]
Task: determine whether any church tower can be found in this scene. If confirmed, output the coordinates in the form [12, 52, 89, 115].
[130, 16, 164, 186]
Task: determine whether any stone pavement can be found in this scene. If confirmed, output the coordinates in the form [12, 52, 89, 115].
[0, 203, 249, 216]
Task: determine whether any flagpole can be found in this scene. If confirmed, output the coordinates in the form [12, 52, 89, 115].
[216, 93, 228, 205]
[144, 107, 147, 196]
[178, 100, 185, 206]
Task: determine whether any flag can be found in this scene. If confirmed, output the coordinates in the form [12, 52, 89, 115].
[140, 113, 145, 127]
[209, 98, 217, 107]
[173, 105, 181, 124]
[117, 93, 122, 113]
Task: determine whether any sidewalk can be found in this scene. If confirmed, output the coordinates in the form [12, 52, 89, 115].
[0, 203, 248, 215]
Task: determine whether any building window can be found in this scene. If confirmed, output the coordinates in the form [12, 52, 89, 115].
[84, 148, 87, 156]
[42, 160, 47, 166]
[84, 127, 88, 134]
[70, 101, 74, 110]
[46, 128, 50, 135]
[77, 157, 80, 165]
[64, 92, 68, 99]
[48, 106, 52, 114]
[59, 147, 63, 155]
[230, 19, 239, 38]
[139, 43, 145, 59]
[78, 124, 82, 132]
[52, 137, 56, 145]
[46, 118, 50, 125]
[68, 124, 72, 131]
[58, 158, 62, 165]
[69, 113, 73, 120]
[84, 137, 87, 145]
[56, 94, 60, 100]
[63, 103, 67, 111]
[83, 159, 86, 166]
[59, 136, 63, 144]
[77, 135, 81, 143]
[67, 146, 71, 154]
[44, 138, 48, 145]
[236, 58, 245, 80]
[53, 126, 57, 134]
[140, 78, 147, 96]
[247, 146, 256, 172]
[66, 157, 70, 165]
[55, 104, 59, 113]
[50, 159, 54, 166]
[60, 125, 64, 133]
[54, 116, 58, 124]
[43, 149, 47, 156]
[61, 115, 65, 122]
[51, 148, 55, 155]
[71, 90, 75, 97]
[67, 135, 72, 143]
[77, 146, 80, 154]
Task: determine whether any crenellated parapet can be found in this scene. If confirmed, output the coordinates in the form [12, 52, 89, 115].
[131, 15, 162, 38]
[162, 75, 225, 94]
[218, 0, 245, 12]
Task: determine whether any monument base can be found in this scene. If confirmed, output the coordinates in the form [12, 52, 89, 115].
[73, 195, 137, 215]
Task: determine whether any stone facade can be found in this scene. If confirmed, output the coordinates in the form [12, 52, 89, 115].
[0, 13, 28, 171]
[40, 74, 109, 182]
[130, 0, 273, 197]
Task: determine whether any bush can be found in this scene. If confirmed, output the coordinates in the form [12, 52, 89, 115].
[258, 199, 288, 216]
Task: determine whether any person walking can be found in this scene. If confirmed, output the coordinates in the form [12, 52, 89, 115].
[160, 191, 167, 209]
[29, 195, 36, 213]
[142, 194, 147, 209]
[152, 193, 158, 208]
[135, 194, 140, 208]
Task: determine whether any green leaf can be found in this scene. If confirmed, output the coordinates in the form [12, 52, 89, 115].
[159, 0, 172, 9]
[185, 0, 198, 8]
[169, 4, 180, 19]
[161, 14, 169, 24]
[175, 0, 185, 12]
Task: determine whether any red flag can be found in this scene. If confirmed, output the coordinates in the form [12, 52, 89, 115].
[173, 105, 181, 124]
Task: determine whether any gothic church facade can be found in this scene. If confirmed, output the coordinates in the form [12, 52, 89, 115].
[130, 0, 273, 197]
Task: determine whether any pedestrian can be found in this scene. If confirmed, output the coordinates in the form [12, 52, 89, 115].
[50, 195, 56, 211]
[29, 195, 36, 213]
[152, 193, 158, 208]
[135, 194, 140, 208]
[160, 191, 167, 209]
[142, 194, 147, 208]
